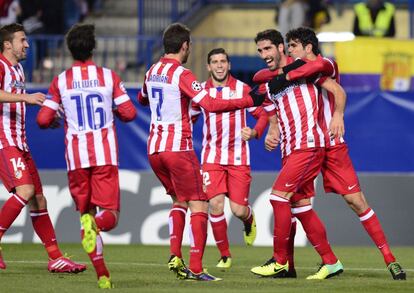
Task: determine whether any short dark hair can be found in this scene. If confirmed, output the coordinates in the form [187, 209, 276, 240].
[286, 27, 320, 55]
[66, 24, 96, 61]
[0, 23, 25, 52]
[207, 48, 229, 64]
[163, 23, 190, 54]
[254, 29, 284, 46]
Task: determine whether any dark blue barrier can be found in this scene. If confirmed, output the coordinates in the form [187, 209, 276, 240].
[26, 88, 414, 172]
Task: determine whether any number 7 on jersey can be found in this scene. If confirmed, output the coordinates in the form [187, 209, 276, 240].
[151, 87, 163, 121]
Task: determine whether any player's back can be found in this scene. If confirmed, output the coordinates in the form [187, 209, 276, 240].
[54, 61, 120, 169]
[57, 62, 116, 134]
[144, 58, 194, 154]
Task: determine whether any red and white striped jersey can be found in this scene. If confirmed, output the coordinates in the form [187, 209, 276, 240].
[37, 60, 136, 171]
[138, 57, 253, 155]
[191, 75, 267, 165]
[264, 78, 325, 158]
[0, 54, 28, 151]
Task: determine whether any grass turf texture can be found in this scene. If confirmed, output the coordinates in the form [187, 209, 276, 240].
[0, 244, 412, 292]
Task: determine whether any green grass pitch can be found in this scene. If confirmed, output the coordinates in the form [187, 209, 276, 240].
[0, 244, 412, 292]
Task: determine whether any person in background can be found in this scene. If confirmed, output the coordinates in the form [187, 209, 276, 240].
[275, 0, 308, 40]
[353, 0, 395, 37]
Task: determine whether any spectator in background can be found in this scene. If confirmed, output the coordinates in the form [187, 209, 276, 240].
[275, 0, 308, 39]
[0, 0, 20, 26]
[353, 0, 395, 37]
[306, 0, 331, 31]
[17, 0, 43, 34]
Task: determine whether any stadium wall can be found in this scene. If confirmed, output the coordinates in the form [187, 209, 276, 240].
[1, 170, 413, 246]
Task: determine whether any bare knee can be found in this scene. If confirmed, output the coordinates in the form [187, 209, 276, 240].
[209, 194, 225, 215]
[230, 202, 248, 219]
[343, 192, 369, 214]
[15, 184, 35, 201]
[28, 193, 48, 210]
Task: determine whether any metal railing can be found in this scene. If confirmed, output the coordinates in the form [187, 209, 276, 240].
[23, 34, 335, 85]
[25, 35, 159, 84]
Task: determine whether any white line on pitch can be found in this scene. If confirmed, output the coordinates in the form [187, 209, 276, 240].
[4, 260, 414, 272]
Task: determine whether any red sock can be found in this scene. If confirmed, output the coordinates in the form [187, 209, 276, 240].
[243, 205, 253, 225]
[189, 212, 208, 274]
[81, 231, 109, 279]
[270, 194, 291, 265]
[209, 213, 230, 257]
[287, 217, 297, 272]
[95, 210, 117, 232]
[0, 194, 27, 239]
[169, 205, 187, 258]
[31, 209, 63, 260]
[359, 208, 395, 265]
[293, 205, 337, 265]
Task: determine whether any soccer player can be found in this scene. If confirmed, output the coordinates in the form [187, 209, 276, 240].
[137, 23, 264, 282]
[0, 23, 86, 273]
[256, 27, 406, 280]
[191, 48, 268, 269]
[250, 29, 345, 279]
[37, 24, 137, 288]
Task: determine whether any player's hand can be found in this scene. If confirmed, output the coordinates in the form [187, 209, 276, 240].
[329, 111, 345, 139]
[282, 58, 306, 74]
[249, 86, 266, 106]
[241, 127, 257, 141]
[23, 92, 46, 106]
[264, 132, 280, 151]
[268, 74, 289, 94]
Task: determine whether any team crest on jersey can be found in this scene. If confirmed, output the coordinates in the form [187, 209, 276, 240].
[15, 170, 22, 179]
[192, 81, 202, 92]
[10, 80, 25, 90]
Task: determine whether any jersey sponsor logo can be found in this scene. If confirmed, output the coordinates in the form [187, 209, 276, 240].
[285, 183, 294, 187]
[348, 184, 357, 190]
[191, 81, 202, 92]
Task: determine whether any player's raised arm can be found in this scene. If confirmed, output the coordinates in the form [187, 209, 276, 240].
[286, 57, 335, 81]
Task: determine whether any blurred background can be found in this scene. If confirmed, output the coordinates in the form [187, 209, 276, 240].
[0, 0, 413, 247]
